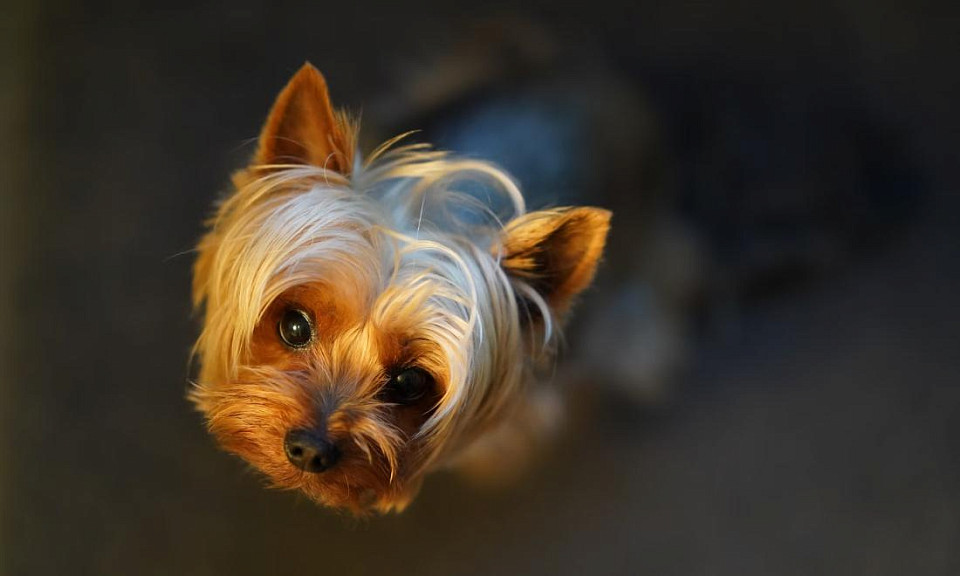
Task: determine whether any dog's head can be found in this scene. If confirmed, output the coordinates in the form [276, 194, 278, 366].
[191, 64, 610, 513]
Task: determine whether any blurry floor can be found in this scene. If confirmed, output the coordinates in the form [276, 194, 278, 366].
[3, 2, 960, 575]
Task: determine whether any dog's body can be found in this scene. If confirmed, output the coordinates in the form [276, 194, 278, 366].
[191, 64, 609, 514]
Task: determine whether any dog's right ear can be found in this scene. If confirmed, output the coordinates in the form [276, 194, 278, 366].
[254, 63, 355, 174]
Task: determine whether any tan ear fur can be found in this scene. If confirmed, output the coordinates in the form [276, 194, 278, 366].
[500, 207, 611, 314]
[255, 63, 356, 173]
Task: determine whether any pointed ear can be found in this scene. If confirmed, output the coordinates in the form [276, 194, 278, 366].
[499, 207, 612, 315]
[255, 63, 355, 173]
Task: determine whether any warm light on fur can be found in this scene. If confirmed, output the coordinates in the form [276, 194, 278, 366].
[191, 63, 610, 514]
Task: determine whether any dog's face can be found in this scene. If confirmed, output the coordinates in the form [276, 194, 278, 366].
[191, 64, 610, 514]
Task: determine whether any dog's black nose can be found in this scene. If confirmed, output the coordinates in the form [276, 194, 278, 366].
[284, 429, 341, 473]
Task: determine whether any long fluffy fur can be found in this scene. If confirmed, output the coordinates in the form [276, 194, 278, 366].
[191, 141, 555, 512]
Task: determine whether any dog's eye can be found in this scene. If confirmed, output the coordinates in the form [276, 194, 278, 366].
[278, 309, 312, 348]
[382, 367, 433, 405]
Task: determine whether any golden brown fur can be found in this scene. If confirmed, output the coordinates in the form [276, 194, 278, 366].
[191, 63, 610, 514]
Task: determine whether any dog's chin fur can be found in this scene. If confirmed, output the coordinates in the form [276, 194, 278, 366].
[190, 64, 610, 514]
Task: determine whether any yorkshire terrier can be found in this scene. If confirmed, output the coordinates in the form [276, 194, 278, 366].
[190, 63, 610, 514]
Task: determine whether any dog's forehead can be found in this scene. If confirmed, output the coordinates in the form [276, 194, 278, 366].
[264, 263, 461, 346]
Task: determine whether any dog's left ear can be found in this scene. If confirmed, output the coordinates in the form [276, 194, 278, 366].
[255, 62, 355, 173]
[499, 207, 612, 316]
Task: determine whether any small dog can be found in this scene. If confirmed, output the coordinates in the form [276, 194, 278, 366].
[191, 63, 610, 514]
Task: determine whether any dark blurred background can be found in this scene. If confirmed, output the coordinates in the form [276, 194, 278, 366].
[2, 1, 959, 574]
